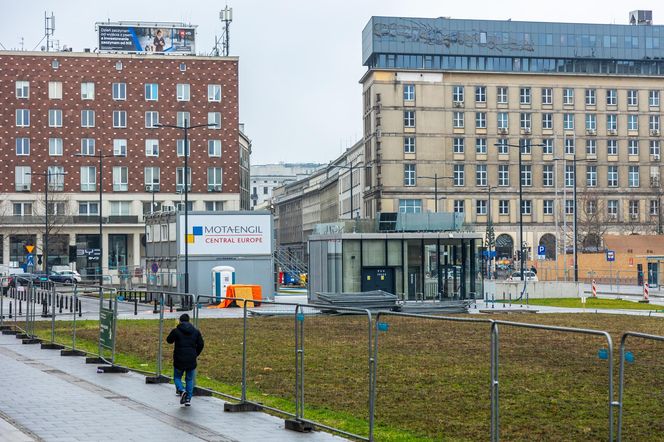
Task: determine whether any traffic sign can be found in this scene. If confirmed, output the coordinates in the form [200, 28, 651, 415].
[25, 245, 34, 254]
[537, 245, 546, 255]
[151, 262, 159, 273]
[26, 254, 34, 266]
[606, 250, 615, 262]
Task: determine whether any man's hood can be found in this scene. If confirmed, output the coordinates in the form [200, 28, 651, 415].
[177, 322, 196, 335]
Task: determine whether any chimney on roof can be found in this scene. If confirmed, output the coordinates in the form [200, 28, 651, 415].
[629, 10, 653, 25]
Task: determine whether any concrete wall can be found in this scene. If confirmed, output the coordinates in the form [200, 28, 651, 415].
[484, 280, 582, 300]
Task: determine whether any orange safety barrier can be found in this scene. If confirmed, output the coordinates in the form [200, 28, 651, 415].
[208, 284, 262, 308]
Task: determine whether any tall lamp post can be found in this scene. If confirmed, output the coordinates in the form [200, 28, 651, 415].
[416, 174, 453, 212]
[27, 169, 67, 275]
[156, 119, 216, 295]
[484, 185, 497, 279]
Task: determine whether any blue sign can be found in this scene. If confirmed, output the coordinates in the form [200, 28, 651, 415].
[606, 250, 615, 262]
[482, 250, 497, 258]
[537, 245, 546, 255]
[26, 254, 34, 266]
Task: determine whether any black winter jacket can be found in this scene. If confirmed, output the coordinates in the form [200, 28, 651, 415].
[166, 322, 204, 370]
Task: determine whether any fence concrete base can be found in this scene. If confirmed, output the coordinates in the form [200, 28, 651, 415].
[97, 365, 129, 373]
[41, 343, 65, 350]
[224, 402, 263, 412]
[60, 349, 86, 357]
[85, 357, 105, 364]
[284, 419, 314, 433]
[145, 375, 170, 384]
[485, 281, 582, 299]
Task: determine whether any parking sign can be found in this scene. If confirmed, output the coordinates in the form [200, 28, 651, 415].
[606, 250, 615, 262]
[537, 245, 545, 255]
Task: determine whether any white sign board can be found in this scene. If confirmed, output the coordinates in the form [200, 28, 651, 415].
[178, 214, 272, 256]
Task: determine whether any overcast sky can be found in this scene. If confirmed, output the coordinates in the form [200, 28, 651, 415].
[1, 0, 662, 164]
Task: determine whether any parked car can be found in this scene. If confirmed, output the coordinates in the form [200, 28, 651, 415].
[507, 270, 539, 281]
[1, 269, 26, 294]
[49, 270, 81, 284]
[4, 272, 49, 291]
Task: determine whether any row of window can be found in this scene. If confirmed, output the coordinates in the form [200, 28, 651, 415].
[403, 84, 662, 107]
[13, 166, 224, 192]
[398, 198, 656, 218]
[403, 136, 663, 157]
[14, 109, 222, 129]
[402, 109, 664, 132]
[14, 81, 223, 102]
[11, 199, 225, 217]
[13, 137, 223, 158]
[403, 163, 653, 188]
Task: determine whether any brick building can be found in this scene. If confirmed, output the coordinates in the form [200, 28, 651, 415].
[0, 50, 250, 277]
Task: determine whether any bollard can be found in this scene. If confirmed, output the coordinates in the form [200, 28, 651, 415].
[108, 297, 112, 310]
[134, 298, 138, 315]
[78, 300, 82, 317]
[8, 302, 12, 319]
[153, 299, 158, 314]
[169, 296, 173, 313]
[502, 292, 505, 308]
[509, 292, 512, 307]
[59, 300, 63, 314]
[69, 296, 73, 313]
[491, 293, 495, 309]
[19, 301, 22, 317]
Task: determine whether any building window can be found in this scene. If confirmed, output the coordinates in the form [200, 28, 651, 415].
[585, 114, 596, 131]
[650, 140, 660, 158]
[521, 165, 532, 186]
[81, 82, 95, 100]
[81, 110, 95, 128]
[586, 139, 597, 155]
[208, 167, 223, 191]
[453, 138, 464, 154]
[15, 166, 31, 191]
[176, 111, 190, 128]
[475, 86, 486, 103]
[145, 83, 158, 101]
[453, 200, 464, 214]
[47, 166, 65, 191]
[80, 166, 96, 191]
[565, 200, 574, 215]
[628, 166, 640, 187]
[565, 165, 575, 187]
[453, 112, 464, 128]
[497, 138, 509, 154]
[476, 200, 487, 215]
[650, 200, 659, 216]
[607, 139, 618, 156]
[112, 110, 127, 128]
[145, 111, 159, 128]
[585, 89, 596, 106]
[629, 201, 639, 219]
[497, 112, 508, 129]
[628, 114, 639, 131]
[563, 113, 574, 130]
[110, 201, 131, 216]
[404, 110, 415, 128]
[608, 200, 618, 218]
[208, 140, 222, 157]
[628, 139, 639, 156]
[16, 138, 30, 156]
[452, 85, 464, 103]
[564, 138, 575, 155]
[404, 136, 415, 153]
[519, 87, 531, 105]
[144, 167, 160, 190]
[16, 109, 30, 127]
[627, 89, 638, 106]
[606, 89, 617, 106]
[541, 87, 552, 105]
[404, 164, 416, 186]
[498, 200, 509, 215]
[81, 138, 95, 156]
[542, 165, 554, 187]
[476, 164, 487, 186]
[453, 164, 464, 186]
[112, 83, 126, 101]
[496, 86, 508, 104]
[542, 113, 553, 130]
[48, 81, 62, 99]
[177, 139, 190, 157]
[113, 139, 127, 157]
[403, 84, 415, 101]
[543, 200, 554, 215]
[208, 112, 221, 129]
[475, 112, 486, 128]
[649, 115, 660, 131]
[586, 200, 597, 215]
[649, 90, 660, 107]
[49, 138, 63, 156]
[45, 110, 63, 131]
[208, 84, 222, 102]
[521, 200, 532, 215]
[498, 164, 509, 186]
[542, 138, 553, 155]
[113, 166, 128, 191]
[176, 167, 192, 192]
[608, 166, 618, 187]
[476, 138, 487, 154]
[176, 83, 190, 101]
[563, 88, 574, 105]
[607, 114, 617, 131]
[520, 138, 531, 155]
[399, 199, 422, 213]
[144, 139, 159, 157]
[519, 113, 531, 130]
[79, 201, 99, 216]
[13, 202, 32, 216]
[205, 201, 224, 212]
[586, 166, 597, 187]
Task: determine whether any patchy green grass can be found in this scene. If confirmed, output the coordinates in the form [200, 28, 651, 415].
[523, 297, 660, 310]
[31, 314, 664, 441]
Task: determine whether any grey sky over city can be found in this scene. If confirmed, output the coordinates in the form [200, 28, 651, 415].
[1, 0, 661, 164]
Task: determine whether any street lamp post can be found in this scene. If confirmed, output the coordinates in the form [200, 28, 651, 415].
[485, 185, 497, 279]
[572, 154, 579, 282]
[156, 120, 216, 295]
[416, 174, 452, 212]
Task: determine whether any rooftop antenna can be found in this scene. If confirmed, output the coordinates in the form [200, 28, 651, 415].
[216, 5, 233, 56]
[20, 37, 24, 51]
[44, 11, 55, 52]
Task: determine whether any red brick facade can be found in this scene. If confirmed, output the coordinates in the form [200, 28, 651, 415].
[0, 52, 239, 195]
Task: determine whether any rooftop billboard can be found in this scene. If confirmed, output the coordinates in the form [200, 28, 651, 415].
[97, 23, 196, 54]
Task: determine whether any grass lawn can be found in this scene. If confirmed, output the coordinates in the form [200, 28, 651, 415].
[523, 297, 661, 310]
[33, 313, 664, 441]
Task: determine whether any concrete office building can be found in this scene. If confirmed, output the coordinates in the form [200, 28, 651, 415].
[0, 50, 250, 277]
[250, 163, 324, 209]
[361, 11, 664, 261]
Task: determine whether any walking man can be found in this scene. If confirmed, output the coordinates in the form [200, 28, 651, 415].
[167, 313, 204, 406]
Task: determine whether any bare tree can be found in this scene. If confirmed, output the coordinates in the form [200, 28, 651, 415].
[577, 189, 612, 250]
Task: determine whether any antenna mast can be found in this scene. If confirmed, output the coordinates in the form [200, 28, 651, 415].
[220, 6, 233, 56]
[44, 11, 55, 52]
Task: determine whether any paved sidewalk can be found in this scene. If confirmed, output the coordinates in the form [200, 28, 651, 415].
[0, 333, 344, 442]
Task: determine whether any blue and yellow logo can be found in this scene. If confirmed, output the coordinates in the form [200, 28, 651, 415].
[187, 226, 203, 244]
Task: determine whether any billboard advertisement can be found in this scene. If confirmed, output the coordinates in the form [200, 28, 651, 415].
[98, 24, 196, 54]
[178, 213, 272, 256]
